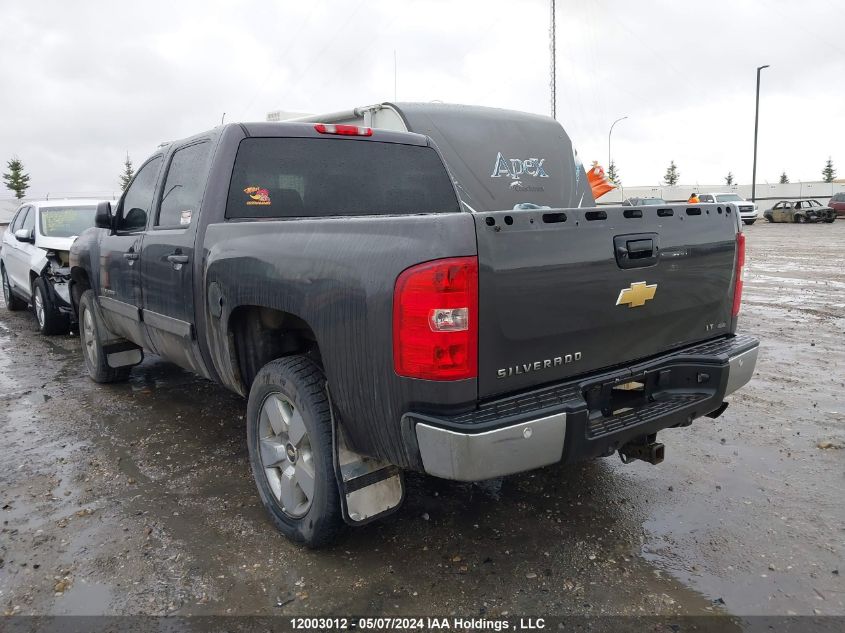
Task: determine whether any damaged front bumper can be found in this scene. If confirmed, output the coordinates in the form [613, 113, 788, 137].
[407, 334, 759, 481]
[45, 268, 73, 314]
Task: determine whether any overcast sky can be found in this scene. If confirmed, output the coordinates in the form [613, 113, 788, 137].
[1, 0, 843, 198]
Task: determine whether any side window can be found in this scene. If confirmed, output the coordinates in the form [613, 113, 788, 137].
[117, 157, 162, 232]
[156, 141, 212, 227]
[10, 207, 27, 232]
[700, 195, 713, 203]
[21, 207, 35, 233]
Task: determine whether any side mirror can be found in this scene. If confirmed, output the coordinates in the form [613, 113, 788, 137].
[95, 201, 113, 230]
[14, 228, 34, 243]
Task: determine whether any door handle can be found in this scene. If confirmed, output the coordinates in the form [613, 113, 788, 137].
[167, 254, 189, 265]
[123, 252, 139, 261]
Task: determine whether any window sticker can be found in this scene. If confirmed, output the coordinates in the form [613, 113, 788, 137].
[244, 186, 271, 206]
[180, 209, 192, 225]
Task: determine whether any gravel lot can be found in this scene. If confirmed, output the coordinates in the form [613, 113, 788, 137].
[1, 221, 843, 617]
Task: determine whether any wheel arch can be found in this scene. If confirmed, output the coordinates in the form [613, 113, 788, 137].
[70, 266, 92, 317]
[226, 304, 323, 394]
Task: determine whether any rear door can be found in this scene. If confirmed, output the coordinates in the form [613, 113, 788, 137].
[474, 205, 739, 398]
[98, 155, 162, 344]
[4, 206, 30, 290]
[140, 139, 213, 373]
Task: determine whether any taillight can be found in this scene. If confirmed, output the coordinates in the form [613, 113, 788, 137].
[732, 232, 746, 317]
[393, 257, 478, 380]
[314, 123, 373, 136]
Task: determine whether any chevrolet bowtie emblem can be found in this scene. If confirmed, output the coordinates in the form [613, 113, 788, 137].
[616, 281, 657, 308]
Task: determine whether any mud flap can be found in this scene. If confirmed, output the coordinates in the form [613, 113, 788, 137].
[102, 341, 144, 368]
[326, 385, 405, 526]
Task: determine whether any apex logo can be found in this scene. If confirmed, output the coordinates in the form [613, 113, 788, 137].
[490, 152, 550, 180]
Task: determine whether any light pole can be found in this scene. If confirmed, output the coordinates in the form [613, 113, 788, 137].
[751, 64, 770, 203]
[550, 0, 556, 119]
[608, 116, 628, 171]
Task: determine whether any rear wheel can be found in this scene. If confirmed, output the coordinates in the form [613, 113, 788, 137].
[79, 290, 131, 383]
[794, 214, 804, 223]
[2, 266, 26, 311]
[33, 277, 70, 335]
[246, 356, 344, 547]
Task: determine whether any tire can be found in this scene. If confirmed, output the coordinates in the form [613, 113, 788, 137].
[246, 356, 344, 547]
[794, 215, 804, 223]
[1, 265, 27, 311]
[824, 218, 835, 224]
[743, 219, 756, 226]
[33, 277, 70, 335]
[78, 290, 131, 383]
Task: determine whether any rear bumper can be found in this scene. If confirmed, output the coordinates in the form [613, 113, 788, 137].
[408, 334, 759, 481]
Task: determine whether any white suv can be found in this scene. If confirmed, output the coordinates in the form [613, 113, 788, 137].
[697, 193, 758, 225]
[1, 199, 108, 334]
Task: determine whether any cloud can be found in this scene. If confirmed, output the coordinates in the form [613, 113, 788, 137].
[0, 0, 842, 198]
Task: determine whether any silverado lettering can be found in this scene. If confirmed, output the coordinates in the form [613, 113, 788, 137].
[497, 353, 582, 378]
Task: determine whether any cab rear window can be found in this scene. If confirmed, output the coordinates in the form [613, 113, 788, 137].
[226, 137, 460, 219]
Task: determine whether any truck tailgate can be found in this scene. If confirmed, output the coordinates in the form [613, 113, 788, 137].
[474, 204, 740, 399]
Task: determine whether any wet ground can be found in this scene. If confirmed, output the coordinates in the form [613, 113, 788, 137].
[0, 221, 843, 618]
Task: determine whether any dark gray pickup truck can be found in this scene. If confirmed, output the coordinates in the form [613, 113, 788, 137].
[69, 105, 759, 546]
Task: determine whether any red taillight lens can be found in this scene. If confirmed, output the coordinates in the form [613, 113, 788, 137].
[732, 232, 746, 317]
[393, 257, 478, 380]
[314, 123, 373, 136]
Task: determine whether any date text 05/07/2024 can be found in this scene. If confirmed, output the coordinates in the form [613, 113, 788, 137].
[289, 617, 547, 631]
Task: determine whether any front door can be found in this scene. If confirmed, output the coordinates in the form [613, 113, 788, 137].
[140, 140, 212, 374]
[98, 155, 162, 344]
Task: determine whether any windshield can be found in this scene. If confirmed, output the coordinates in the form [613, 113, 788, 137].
[39, 205, 98, 238]
[715, 194, 743, 202]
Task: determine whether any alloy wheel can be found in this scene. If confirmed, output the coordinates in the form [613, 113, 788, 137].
[257, 393, 315, 518]
[2, 271, 9, 304]
[82, 308, 97, 367]
[34, 288, 45, 328]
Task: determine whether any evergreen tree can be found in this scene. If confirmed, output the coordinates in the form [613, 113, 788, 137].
[119, 153, 135, 191]
[663, 160, 680, 186]
[724, 171, 734, 185]
[3, 157, 30, 200]
[607, 160, 621, 186]
[779, 171, 789, 184]
[822, 157, 836, 183]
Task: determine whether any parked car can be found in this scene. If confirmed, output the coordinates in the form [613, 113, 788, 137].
[69, 107, 758, 547]
[698, 193, 758, 225]
[1, 199, 107, 334]
[763, 199, 836, 223]
[828, 192, 845, 218]
[622, 197, 666, 206]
